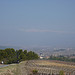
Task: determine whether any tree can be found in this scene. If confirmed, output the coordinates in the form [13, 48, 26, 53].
[18, 52, 27, 61]
[23, 50, 27, 55]
[27, 51, 39, 60]
[0, 48, 39, 64]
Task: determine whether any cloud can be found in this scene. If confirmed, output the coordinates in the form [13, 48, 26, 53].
[19, 29, 67, 33]
[19, 28, 75, 34]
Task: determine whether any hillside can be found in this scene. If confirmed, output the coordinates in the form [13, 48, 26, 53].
[0, 60, 75, 75]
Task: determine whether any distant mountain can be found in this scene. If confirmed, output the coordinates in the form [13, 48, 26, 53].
[53, 48, 75, 56]
[54, 49, 66, 52]
[0, 45, 75, 56]
[0, 46, 7, 49]
[0, 45, 21, 50]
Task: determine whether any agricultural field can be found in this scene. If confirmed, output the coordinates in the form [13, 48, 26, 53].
[0, 60, 75, 75]
[24, 60, 75, 75]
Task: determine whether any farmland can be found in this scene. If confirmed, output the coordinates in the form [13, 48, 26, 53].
[0, 60, 75, 75]
[18, 60, 75, 75]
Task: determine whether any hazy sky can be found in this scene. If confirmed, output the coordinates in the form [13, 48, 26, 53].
[0, 0, 75, 48]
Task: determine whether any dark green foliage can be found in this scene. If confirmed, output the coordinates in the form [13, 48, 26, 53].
[0, 48, 39, 64]
[24, 50, 27, 55]
[27, 51, 39, 60]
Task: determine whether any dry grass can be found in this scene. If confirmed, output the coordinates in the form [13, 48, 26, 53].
[0, 61, 27, 75]
[35, 60, 75, 68]
[26, 60, 75, 74]
[0, 60, 75, 75]
[0, 64, 17, 75]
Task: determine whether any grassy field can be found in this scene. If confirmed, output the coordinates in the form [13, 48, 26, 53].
[0, 61, 27, 75]
[0, 64, 17, 75]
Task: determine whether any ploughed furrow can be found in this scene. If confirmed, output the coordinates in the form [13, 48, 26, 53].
[24, 60, 75, 75]
[17, 60, 75, 75]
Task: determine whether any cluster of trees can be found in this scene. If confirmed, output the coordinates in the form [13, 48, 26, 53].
[0, 48, 39, 64]
[49, 55, 75, 62]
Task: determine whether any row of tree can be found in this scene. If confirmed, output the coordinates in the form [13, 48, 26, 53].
[49, 55, 75, 62]
[0, 48, 39, 64]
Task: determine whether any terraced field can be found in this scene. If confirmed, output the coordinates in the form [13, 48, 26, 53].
[0, 60, 75, 75]
[17, 60, 75, 75]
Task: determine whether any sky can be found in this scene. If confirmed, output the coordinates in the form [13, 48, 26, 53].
[0, 0, 75, 48]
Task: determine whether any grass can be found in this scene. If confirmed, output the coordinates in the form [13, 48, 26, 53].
[0, 61, 27, 75]
[0, 61, 28, 75]
[0, 64, 17, 75]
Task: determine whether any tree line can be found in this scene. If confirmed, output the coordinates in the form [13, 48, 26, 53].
[0, 48, 39, 64]
[49, 55, 75, 62]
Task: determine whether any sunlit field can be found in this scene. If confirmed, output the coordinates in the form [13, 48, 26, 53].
[0, 60, 75, 75]
[0, 64, 17, 75]
[35, 60, 75, 68]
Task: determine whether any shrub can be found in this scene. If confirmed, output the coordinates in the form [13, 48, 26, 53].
[59, 70, 64, 75]
[32, 69, 38, 74]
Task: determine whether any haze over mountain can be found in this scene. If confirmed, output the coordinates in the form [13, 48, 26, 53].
[0, 0, 75, 48]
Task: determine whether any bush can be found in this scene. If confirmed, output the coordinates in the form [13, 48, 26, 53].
[32, 69, 38, 74]
[59, 70, 64, 75]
